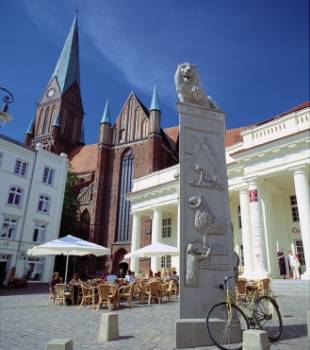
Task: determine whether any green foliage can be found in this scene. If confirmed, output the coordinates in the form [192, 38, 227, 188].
[59, 167, 80, 236]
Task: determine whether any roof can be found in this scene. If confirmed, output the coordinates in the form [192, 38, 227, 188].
[101, 98, 111, 124]
[256, 101, 310, 126]
[69, 144, 98, 174]
[225, 126, 250, 147]
[49, 16, 80, 93]
[164, 126, 179, 144]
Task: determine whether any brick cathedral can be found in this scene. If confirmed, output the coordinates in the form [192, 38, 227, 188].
[24, 17, 179, 274]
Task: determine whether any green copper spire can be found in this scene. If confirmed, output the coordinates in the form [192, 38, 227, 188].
[100, 98, 111, 124]
[50, 16, 80, 93]
[26, 116, 35, 134]
[150, 85, 160, 111]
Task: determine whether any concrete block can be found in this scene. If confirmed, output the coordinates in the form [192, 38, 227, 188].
[97, 312, 119, 343]
[243, 330, 270, 350]
[176, 319, 221, 348]
[45, 339, 73, 350]
[307, 311, 310, 340]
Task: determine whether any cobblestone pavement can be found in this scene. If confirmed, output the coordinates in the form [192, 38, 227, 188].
[0, 280, 309, 350]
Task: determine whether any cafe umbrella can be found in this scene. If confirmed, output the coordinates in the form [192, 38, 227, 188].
[27, 235, 110, 283]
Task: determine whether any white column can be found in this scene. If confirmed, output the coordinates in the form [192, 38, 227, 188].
[239, 189, 255, 278]
[260, 186, 278, 277]
[248, 179, 269, 278]
[177, 203, 180, 250]
[130, 213, 141, 273]
[151, 207, 162, 272]
[292, 166, 310, 279]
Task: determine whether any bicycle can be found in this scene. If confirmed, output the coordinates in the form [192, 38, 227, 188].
[206, 276, 283, 350]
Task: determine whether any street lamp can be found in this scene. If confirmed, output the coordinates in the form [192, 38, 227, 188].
[0, 85, 14, 127]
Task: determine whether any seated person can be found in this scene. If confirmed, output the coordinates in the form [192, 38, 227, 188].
[106, 274, 118, 283]
[69, 273, 81, 304]
[125, 270, 134, 283]
[49, 272, 62, 294]
[69, 273, 81, 287]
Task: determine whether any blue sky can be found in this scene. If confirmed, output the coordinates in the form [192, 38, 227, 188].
[0, 0, 308, 144]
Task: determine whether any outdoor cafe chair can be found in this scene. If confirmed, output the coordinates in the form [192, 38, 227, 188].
[118, 283, 134, 308]
[96, 283, 117, 311]
[55, 284, 73, 305]
[144, 281, 162, 305]
[79, 283, 97, 309]
[235, 279, 249, 302]
[256, 278, 272, 297]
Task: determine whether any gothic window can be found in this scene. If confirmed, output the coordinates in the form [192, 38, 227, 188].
[48, 105, 56, 132]
[117, 149, 134, 242]
[37, 108, 44, 134]
[120, 129, 126, 143]
[80, 209, 90, 240]
[61, 108, 68, 135]
[135, 108, 141, 139]
[42, 107, 50, 134]
[142, 119, 148, 137]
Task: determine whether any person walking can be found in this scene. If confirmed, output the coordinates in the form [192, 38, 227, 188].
[288, 250, 301, 279]
[277, 248, 287, 278]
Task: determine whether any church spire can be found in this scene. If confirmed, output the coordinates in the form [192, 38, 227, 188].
[50, 16, 80, 93]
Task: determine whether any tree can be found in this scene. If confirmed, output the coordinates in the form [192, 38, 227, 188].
[59, 168, 80, 236]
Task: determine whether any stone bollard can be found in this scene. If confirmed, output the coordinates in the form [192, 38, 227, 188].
[45, 339, 73, 350]
[243, 330, 270, 350]
[97, 312, 119, 343]
[307, 311, 310, 340]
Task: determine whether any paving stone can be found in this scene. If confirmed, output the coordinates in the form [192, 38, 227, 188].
[0, 280, 309, 350]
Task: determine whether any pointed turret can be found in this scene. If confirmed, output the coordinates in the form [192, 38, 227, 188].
[50, 16, 80, 93]
[24, 117, 35, 145]
[150, 85, 160, 111]
[101, 98, 111, 125]
[99, 98, 112, 145]
[149, 85, 161, 135]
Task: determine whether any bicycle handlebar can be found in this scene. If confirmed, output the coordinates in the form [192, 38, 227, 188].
[218, 275, 237, 290]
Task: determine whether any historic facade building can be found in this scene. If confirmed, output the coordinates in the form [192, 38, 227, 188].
[127, 102, 310, 280]
[0, 135, 68, 283]
[24, 17, 178, 274]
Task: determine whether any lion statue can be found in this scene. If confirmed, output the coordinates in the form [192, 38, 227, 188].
[175, 63, 218, 108]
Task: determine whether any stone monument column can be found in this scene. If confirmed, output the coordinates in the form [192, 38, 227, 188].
[175, 63, 237, 348]
[248, 178, 268, 278]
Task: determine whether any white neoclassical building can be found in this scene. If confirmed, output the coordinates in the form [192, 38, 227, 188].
[0, 135, 68, 283]
[127, 102, 310, 279]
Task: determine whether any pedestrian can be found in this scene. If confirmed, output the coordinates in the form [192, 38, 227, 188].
[277, 248, 287, 279]
[288, 250, 301, 279]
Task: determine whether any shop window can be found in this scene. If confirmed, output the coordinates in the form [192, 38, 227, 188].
[294, 240, 305, 265]
[24, 257, 45, 281]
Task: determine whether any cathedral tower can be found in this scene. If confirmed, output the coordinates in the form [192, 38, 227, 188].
[25, 16, 84, 154]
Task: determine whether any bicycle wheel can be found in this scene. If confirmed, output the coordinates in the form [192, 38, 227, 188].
[206, 302, 250, 350]
[254, 296, 283, 341]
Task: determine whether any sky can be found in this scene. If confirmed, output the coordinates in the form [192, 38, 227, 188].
[0, 0, 308, 144]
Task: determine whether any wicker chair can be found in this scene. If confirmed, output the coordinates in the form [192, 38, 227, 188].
[118, 283, 134, 308]
[144, 281, 162, 305]
[257, 278, 272, 296]
[96, 284, 117, 311]
[55, 284, 73, 305]
[79, 283, 97, 309]
[236, 279, 248, 302]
